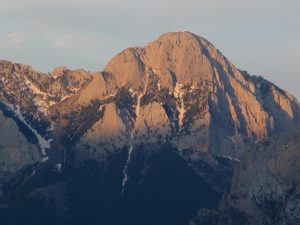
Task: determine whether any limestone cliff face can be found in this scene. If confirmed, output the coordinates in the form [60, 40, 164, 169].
[134, 102, 172, 144]
[0, 110, 41, 173]
[105, 47, 146, 90]
[1, 31, 300, 225]
[0, 31, 299, 173]
[76, 31, 300, 160]
[75, 102, 130, 161]
[76, 72, 107, 104]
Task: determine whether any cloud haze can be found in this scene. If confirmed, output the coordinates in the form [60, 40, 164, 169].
[0, 0, 299, 98]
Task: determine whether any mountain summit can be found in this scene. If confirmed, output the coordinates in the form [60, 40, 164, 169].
[0, 31, 299, 225]
[103, 31, 300, 153]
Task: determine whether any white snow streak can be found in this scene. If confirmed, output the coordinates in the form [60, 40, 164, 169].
[121, 144, 133, 193]
[60, 94, 72, 102]
[5, 103, 52, 156]
[216, 154, 240, 162]
[15, 105, 52, 156]
[17, 73, 56, 115]
[174, 83, 186, 129]
[121, 69, 149, 194]
[23, 76, 48, 97]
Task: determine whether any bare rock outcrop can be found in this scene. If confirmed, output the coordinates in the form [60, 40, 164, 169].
[0, 31, 299, 178]
[75, 102, 130, 161]
[91, 31, 300, 159]
[0, 110, 41, 173]
[1, 31, 300, 225]
[134, 101, 171, 144]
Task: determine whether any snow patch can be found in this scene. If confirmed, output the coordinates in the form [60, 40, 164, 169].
[42, 157, 49, 162]
[56, 163, 62, 172]
[13, 72, 57, 114]
[60, 94, 72, 102]
[22, 73, 55, 98]
[24, 77, 46, 96]
[121, 68, 149, 194]
[121, 144, 133, 194]
[216, 154, 240, 162]
[157, 82, 161, 90]
[15, 105, 52, 156]
[98, 105, 105, 112]
[4, 103, 52, 156]
[48, 124, 55, 131]
[70, 86, 80, 92]
[174, 83, 186, 129]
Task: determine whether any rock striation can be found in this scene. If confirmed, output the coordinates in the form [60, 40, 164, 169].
[0, 31, 299, 225]
[0, 31, 299, 172]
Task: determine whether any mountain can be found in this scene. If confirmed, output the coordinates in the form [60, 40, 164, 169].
[0, 31, 299, 225]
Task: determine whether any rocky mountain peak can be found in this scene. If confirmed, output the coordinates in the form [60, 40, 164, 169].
[96, 32, 300, 160]
[104, 31, 221, 91]
[0, 31, 300, 225]
[1, 31, 298, 167]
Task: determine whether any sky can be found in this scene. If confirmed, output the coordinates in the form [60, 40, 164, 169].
[0, 0, 299, 98]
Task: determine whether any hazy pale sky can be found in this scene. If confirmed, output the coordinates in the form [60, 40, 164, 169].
[0, 0, 299, 98]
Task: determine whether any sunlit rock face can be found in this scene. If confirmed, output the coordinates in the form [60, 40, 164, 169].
[75, 102, 130, 161]
[0, 31, 300, 173]
[78, 31, 300, 161]
[0, 110, 41, 173]
[1, 32, 299, 165]
[0, 31, 300, 225]
[134, 101, 172, 144]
